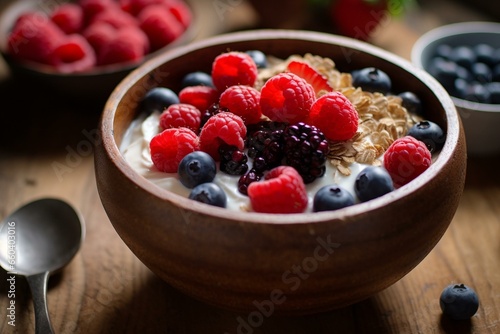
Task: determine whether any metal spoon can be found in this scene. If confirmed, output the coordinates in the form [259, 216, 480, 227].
[0, 198, 84, 334]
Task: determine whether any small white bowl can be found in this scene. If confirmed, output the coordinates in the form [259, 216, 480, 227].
[412, 21, 500, 156]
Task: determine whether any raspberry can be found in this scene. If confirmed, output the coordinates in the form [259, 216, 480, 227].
[383, 136, 432, 188]
[90, 7, 138, 30]
[82, 22, 116, 56]
[50, 3, 85, 34]
[283, 122, 329, 183]
[166, 0, 192, 28]
[149, 127, 199, 173]
[308, 91, 358, 141]
[97, 26, 149, 65]
[219, 85, 263, 125]
[260, 72, 315, 123]
[159, 103, 201, 132]
[211, 51, 258, 91]
[138, 4, 184, 51]
[7, 12, 65, 65]
[51, 34, 97, 73]
[199, 112, 246, 161]
[120, 0, 162, 15]
[247, 166, 308, 214]
[287, 60, 333, 96]
[178, 85, 220, 114]
[330, 0, 388, 41]
[80, 0, 119, 21]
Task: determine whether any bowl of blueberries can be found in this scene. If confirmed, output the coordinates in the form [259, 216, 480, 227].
[412, 21, 500, 156]
[95, 29, 467, 314]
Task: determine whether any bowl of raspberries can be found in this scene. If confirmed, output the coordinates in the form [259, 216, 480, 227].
[412, 21, 500, 156]
[95, 30, 466, 314]
[0, 0, 194, 98]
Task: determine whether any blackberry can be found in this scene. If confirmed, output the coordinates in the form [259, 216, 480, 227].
[246, 121, 287, 172]
[237, 169, 262, 195]
[200, 103, 228, 129]
[283, 122, 329, 184]
[219, 144, 249, 175]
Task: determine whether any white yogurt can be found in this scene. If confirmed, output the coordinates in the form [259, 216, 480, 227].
[120, 111, 372, 212]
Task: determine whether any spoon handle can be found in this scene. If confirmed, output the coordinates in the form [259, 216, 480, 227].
[26, 272, 55, 334]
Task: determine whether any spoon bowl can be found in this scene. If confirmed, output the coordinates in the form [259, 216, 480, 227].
[0, 198, 84, 334]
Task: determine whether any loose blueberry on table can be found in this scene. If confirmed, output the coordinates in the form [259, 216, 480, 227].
[440, 283, 479, 320]
[137, 50, 445, 213]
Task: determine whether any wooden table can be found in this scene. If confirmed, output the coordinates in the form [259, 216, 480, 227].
[1, 1, 499, 333]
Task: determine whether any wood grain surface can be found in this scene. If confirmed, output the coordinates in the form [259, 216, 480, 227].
[0, 0, 499, 333]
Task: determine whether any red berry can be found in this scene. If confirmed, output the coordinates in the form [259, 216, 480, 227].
[383, 136, 432, 188]
[7, 12, 65, 65]
[120, 0, 162, 15]
[149, 127, 200, 173]
[82, 22, 116, 56]
[287, 60, 333, 96]
[159, 103, 201, 132]
[138, 4, 184, 51]
[247, 166, 308, 214]
[90, 7, 138, 30]
[211, 52, 258, 91]
[219, 85, 262, 125]
[50, 3, 85, 34]
[79, 0, 119, 21]
[97, 26, 149, 65]
[51, 34, 97, 73]
[308, 91, 358, 141]
[330, 0, 388, 41]
[178, 85, 220, 113]
[166, 0, 191, 28]
[199, 112, 246, 161]
[260, 72, 315, 123]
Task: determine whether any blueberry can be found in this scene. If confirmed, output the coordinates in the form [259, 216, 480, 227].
[398, 91, 423, 115]
[462, 82, 491, 103]
[181, 71, 214, 88]
[354, 166, 394, 202]
[140, 87, 179, 115]
[178, 151, 217, 188]
[434, 44, 453, 60]
[351, 67, 392, 94]
[429, 58, 471, 94]
[408, 120, 446, 152]
[189, 182, 227, 208]
[440, 283, 479, 320]
[246, 50, 267, 68]
[450, 46, 476, 69]
[474, 44, 496, 66]
[471, 62, 492, 83]
[313, 185, 355, 212]
[492, 63, 500, 82]
[453, 78, 470, 99]
[485, 82, 500, 104]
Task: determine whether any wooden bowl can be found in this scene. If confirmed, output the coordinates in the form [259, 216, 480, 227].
[0, 0, 196, 100]
[95, 30, 467, 315]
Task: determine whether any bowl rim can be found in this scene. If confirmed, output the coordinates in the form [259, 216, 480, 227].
[411, 21, 500, 113]
[102, 29, 462, 225]
[0, 0, 198, 77]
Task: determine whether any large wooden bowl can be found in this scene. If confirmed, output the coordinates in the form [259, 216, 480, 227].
[95, 30, 467, 315]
